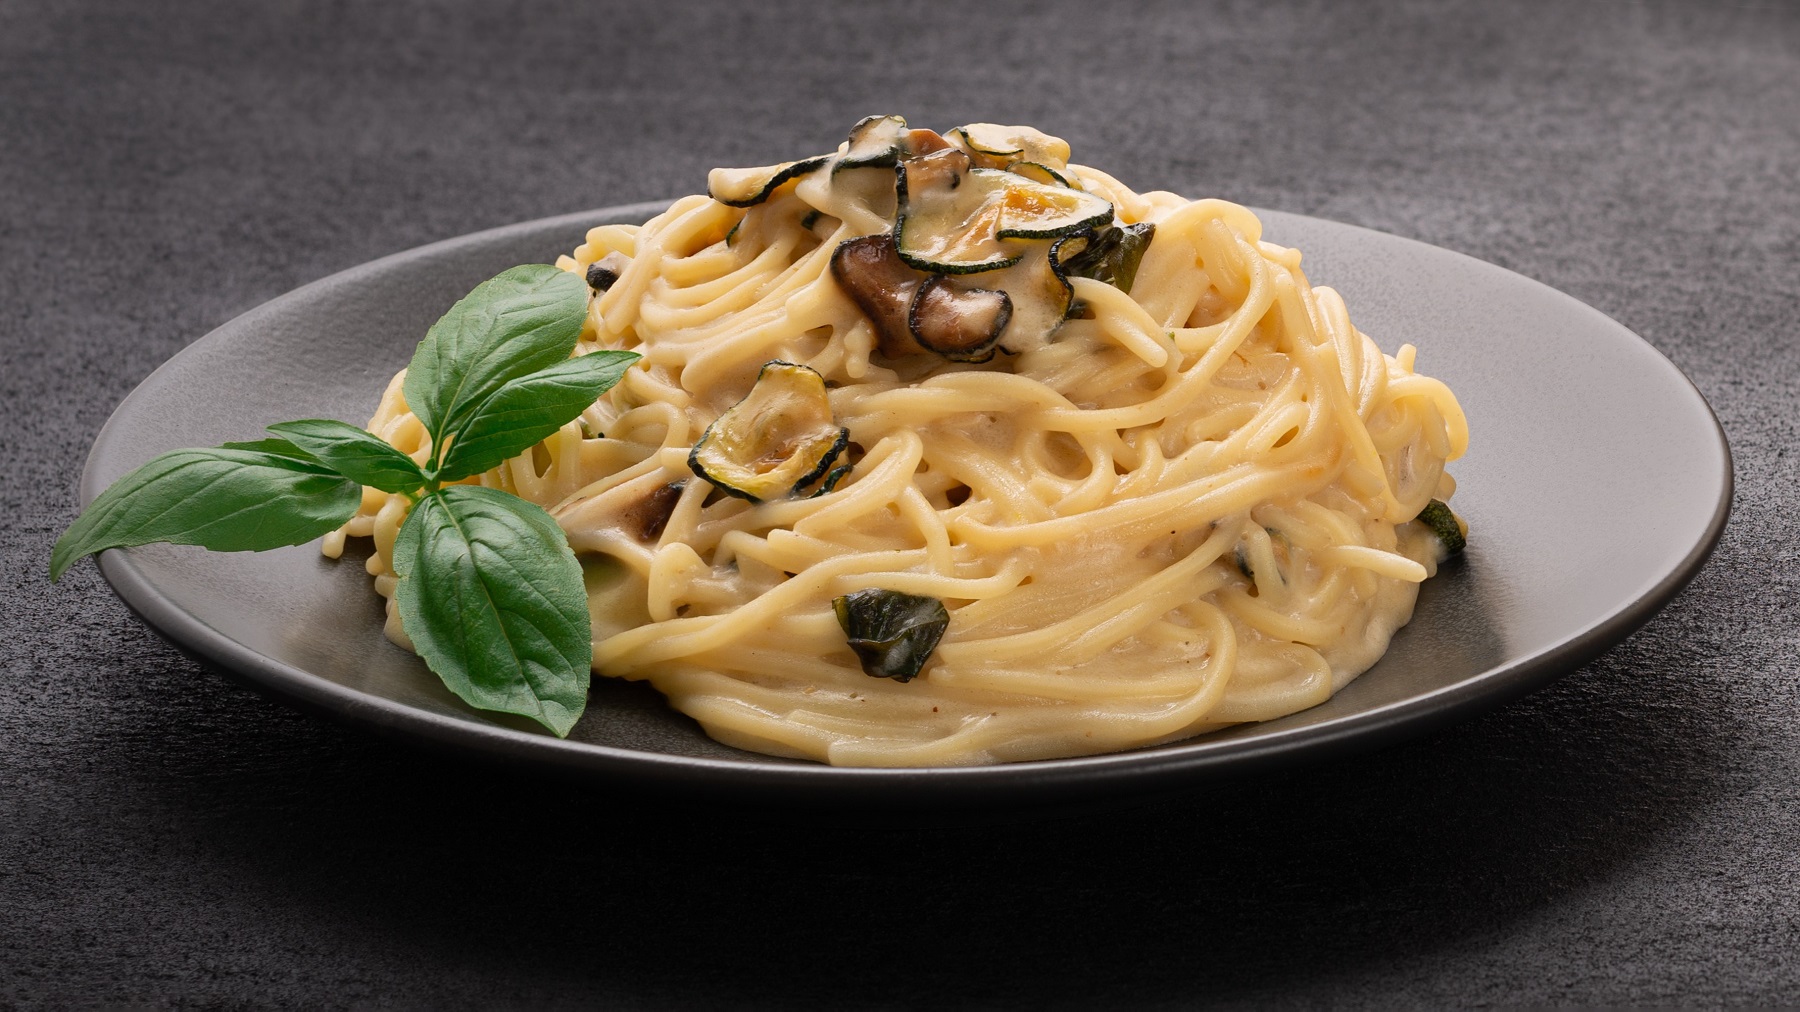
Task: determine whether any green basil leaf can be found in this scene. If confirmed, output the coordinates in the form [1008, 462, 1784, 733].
[1058, 222, 1156, 294]
[218, 437, 329, 464]
[50, 447, 362, 581]
[832, 588, 949, 682]
[393, 485, 591, 737]
[402, 265, 590, 446]
[436, 351, 638, 482]
[266, 419, 426, 494]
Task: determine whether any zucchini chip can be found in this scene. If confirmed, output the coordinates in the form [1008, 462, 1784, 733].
[896, 156, 1112, 274]
[949, 123, 1072, 171]
[1005, 160, 1081, 189]
[909, 276, 1012, 362]
[832, 588, 950, 682]
[808, 463, 853, 498]
[708, 155, 831, 208]
[992, 173, 1112, 240]
[1055, 222, 1156, 294]
[834, 114, 910, 173]
[1415, 499, 1467, 557]
[894, 149, 1018, 274]
[689, 362, 849, 503]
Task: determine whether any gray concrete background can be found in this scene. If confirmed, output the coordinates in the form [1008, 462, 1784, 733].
[4, 0, 1797, 1006]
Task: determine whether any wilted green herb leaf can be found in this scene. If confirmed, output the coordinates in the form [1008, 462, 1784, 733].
[1059, 222, 1155, 294]
[832, 588, 950, 682]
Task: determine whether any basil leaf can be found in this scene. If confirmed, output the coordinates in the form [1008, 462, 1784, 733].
[218, 437, 329, 464]
[832, 588, 949, 682]
[402, 265, 590, 446]
[266, 419, 426, 494]
[436, 351, 638, 482]
[50, 447, 362, 581]
[1059, 222, 1156, 294]
[393, 485, 592, 736]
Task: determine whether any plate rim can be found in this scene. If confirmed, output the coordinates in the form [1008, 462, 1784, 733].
[82, 202, 1735, 805]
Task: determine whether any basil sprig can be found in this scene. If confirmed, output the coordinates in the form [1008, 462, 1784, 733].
[51, 264, 638, 737]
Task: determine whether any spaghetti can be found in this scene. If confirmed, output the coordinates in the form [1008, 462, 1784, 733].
[324, 119, 1469, 766]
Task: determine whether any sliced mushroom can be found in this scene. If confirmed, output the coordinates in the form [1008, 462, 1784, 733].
[909, 277, 1011, 362]
[688, 362, 849, 503]
[829, 233, 928, 357]
[903, 128, 955, 156]
[621, 481, 685, 541]
[898, 147, 972, 195]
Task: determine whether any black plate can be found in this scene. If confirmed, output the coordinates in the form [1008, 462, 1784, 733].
[81, 202, 1731, 805]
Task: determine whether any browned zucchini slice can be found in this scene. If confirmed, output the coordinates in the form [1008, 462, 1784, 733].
[893, 150, 1020, 275]
[896, 158, 1111, 274]
[834, 114, 910, 173]
[808, 463, 853, 498]
[993, 173, 1112, 240]
[688, 362, 849, 503]
[1005, 160, 1080, 189]
[949, 123, 1072, 170]
[707, 155, 831, 208]
[908, 277, 1012, 362]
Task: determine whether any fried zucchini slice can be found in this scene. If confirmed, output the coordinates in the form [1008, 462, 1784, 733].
[1005, 160, 1081, 189]
[981, 242, 1075, 353]
[707, 155, 831, 208]
[896, 152, 1111, 274]
[949, 123, 1072, 171]
[834, 114, 911, 173]
[688, 362, 849, 503]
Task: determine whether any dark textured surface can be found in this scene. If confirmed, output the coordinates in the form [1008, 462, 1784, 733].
[3, 0, 1796, 1006]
